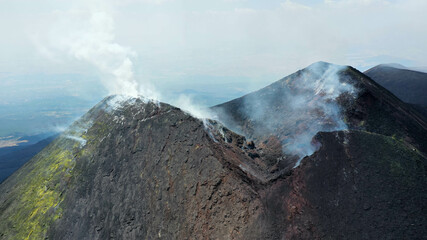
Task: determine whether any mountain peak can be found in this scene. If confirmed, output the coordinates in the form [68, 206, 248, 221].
[305, 61, 350, 73]
[376, 63, 407, 69]
[307, 60, 336, 68]
[213, 61, 427, 165]
[364, 63, 427, 107]
[1, 62, 426, 239]
[93, 95, 158, 112]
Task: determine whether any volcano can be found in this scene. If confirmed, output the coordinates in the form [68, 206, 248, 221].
[0, 62, 426, 239]
[212, 62, 427, 167]
[364, 64, 427, 107]
[364, 64, 427, 118]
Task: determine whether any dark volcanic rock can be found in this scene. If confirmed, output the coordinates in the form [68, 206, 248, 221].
[341, 67, 427, 153]
[48, 99, 265, 240]
[364, 64, 427, 106]
[212, 62, 427, 160]
[258, 130, 427, 239]
[1, 62, 427, 239]
[0, 96, 268, 239]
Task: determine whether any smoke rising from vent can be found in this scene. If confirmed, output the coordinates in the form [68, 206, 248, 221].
[39, 0, 215, 119]
[213, 62, 357, 167]
[37, 1, 357, 164]
[39, 0, 158, 100]
[64, 135, 87, 147]
[173, 95, 214, 120]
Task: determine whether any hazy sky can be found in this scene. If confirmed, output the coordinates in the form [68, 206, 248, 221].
[0, 0, 426, 104]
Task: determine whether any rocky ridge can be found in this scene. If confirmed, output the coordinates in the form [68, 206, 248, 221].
[0, 63, 426, 239]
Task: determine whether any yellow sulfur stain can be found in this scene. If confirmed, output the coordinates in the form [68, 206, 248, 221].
[4, 146, 75, 240]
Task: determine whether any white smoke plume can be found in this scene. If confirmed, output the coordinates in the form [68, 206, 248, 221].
[35, 1, 356, 159]
[266, 63, 356, 167]
[64, 135, 87, 147]
[285, 63, 356, 167]
[173, 94, 214, 120]
[38, 0, 158, 100]
[215, 62, 357, 168]
[36, 0, 217, 120]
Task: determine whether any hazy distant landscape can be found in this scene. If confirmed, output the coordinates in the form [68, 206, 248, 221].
[0, 0, 426, 239]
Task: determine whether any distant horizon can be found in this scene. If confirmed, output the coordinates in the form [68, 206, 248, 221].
[1, 0, 427, 105]
[1, 59, 425, 140]
[1, 59, 424, 107]
[1, 0, 426, 139]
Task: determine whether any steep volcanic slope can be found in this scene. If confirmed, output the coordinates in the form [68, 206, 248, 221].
[364, 64, 427, 106]
[0, 62, 426, 239]
[212, 62, 427, 162]
[208, 62, 427, 238]
[265, 130, 427, 239]
[0, 96, 266, 239]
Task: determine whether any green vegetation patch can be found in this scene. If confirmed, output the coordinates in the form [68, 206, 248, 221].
[352, 131, 426, 186]
[0, 141, 75, 239]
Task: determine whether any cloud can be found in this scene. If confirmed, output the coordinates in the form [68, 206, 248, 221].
[281, 0, 311, 10]
[0, 0, 426, 103]
[116, 0, 173, 4]
[234, 8, 257, 14]
[34, 0, 159, 99]
[324, 0, 391, 6]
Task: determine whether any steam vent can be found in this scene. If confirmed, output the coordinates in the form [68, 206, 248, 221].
[1, 62, 426, 239]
